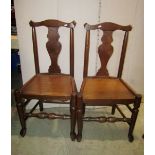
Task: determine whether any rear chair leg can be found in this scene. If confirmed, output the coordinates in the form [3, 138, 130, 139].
[111, 105, 116, 115]
[14, 90, 27, 137]
[77, 93, 83, 142]
[128, 95, 141, 142]
[38, 100, 43, 111]
[70, 92, 77, 141]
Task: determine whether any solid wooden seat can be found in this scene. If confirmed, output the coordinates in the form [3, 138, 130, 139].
[21, 74, 74, 99]
[76, 22, 142, 142]
[14, 19, 77, 141]
[82, 78, 135, 101]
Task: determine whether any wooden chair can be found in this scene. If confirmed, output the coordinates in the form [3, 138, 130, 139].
[14, 19, 77, 141]
[76, 22, 142, 142]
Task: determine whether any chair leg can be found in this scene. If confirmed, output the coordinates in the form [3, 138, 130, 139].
[38, 100, 43, 111]
[77, 93, 83, 142]
[111, 105, 116, 115]
[128, 95, 141, 142]
[70, 92, 77, 141]
[83, 102, 85, 115]
[14, 90, 26, 137]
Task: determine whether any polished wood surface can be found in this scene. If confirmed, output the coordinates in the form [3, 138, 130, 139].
[82, 78, 135, 100]
[70, 27, 74, 76]
[46, 27, 61, 73]
[29, 20, 76, 28]
[21, 74, 73, 97]
[83, 30, 90, 78]
[96, 31, 113, 76]
[84, 22, 132, 31]
[32, 26, 40, 74]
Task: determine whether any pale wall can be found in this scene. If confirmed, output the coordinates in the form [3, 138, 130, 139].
[14, 0, 144, 96]
[99, 0, 144, 94]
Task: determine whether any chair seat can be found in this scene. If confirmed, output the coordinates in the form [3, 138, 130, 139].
[20, 74, 74, 99]
[82, 77, 135, 101]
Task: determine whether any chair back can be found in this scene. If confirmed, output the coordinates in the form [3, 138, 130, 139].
[29, 19, 76, 77]
[83, 22, 132, 78]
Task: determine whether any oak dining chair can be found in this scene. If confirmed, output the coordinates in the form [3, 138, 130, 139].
[76, 22, 142, 142]
[14, 19, 77, 141]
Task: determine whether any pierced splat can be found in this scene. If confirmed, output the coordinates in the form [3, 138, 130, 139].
[46, 27, 62, 73]
[96, 31, 113, 76]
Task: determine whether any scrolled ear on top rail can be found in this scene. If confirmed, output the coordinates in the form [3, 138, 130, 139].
[84, 22, 132, 31]
[29, 19, 76, 28]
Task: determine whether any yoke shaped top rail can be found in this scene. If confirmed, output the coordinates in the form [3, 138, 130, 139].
[84, 22, 132, 31]
[29, 20, 76, 28]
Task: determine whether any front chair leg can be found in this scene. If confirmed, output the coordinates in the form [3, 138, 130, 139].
[14, 90, 27, 137]
[77, 93, 83, 142]
[128, 95, 141, 142]
[70, 92, 77, 141]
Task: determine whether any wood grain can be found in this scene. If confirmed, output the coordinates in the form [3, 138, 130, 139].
[46, 27, 61, 73]
[21, 74, 73, 97]
[83, 78, 135, 100]
[96, 31, 113, 76]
